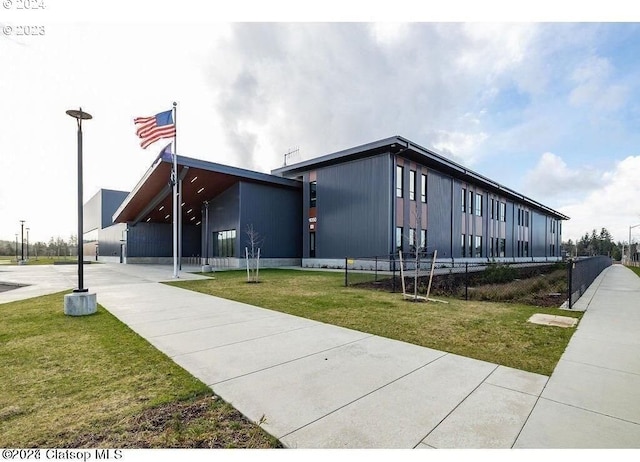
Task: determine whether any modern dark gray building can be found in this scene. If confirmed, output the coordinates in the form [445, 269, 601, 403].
[85, 136, 568, 267]
[272, 136, 568, 267]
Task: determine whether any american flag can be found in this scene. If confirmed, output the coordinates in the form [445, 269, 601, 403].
[134, 109, 176, 149]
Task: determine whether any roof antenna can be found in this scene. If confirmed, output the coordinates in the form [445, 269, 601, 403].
[284, 147, 300, 166]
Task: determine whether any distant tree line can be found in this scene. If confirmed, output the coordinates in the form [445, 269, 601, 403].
[0, 235, 78, 259]
[562, 227, 629, 260]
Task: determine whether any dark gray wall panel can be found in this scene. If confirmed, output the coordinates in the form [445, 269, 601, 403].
[531, 211, 547, 257]
[127, 222, 172, 257]
[239, 181, 302, 258]
[98, 223, 127, 258]
[101, 190, 129, 228]
[204, 183, 241, 258]
[316, 154, 391, 258]
[427, 171, 453, 258]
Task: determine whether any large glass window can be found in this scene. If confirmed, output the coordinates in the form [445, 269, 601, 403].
[409, 228, 416, 250]
[213, 229, 236, 257]
[499, 238, 506, 257]
[396, 166, 404, 198]
[461, 188, 466, 212]
[475, 236, 483, 257]
[409, 170, 416, 200]
[461, 234, 466, 257]
[499, 202, 506, 222]
[467, 190, 473, 214]
[396, 227, 403, 252]
[421, 174, 427, 203]
[475, 193, 483, 216]
[309, 232, 316, 258]
[309, 181, 317, 208]
[420, 229, 427, 251]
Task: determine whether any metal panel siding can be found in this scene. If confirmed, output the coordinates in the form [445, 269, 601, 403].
[97, 223, 127, 258]
[83, 191, 103, 232]
[127, 223, 173, 257]
[531, 211, 547, 257]
[316, 155, 391, 258]
[427, 171, 453, 258]
[239, 181, 302, 258]
[205, 183, 241, 257]
[505, 201, 515, 257]
[100, 190, 129, 228]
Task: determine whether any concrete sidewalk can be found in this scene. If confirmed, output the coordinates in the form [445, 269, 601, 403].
[1, 263, 639, 448]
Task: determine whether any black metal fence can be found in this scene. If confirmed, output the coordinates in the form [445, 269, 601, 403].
[567, 256, 612, 308]
[345, 254, 570, 306]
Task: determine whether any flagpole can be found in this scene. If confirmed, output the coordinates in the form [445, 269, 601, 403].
[172, 101, 179, 278]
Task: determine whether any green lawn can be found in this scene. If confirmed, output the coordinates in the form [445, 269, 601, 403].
[627, 265, 640, 278]
[0, 292, 280, 448]
[169, 269, 582, 376]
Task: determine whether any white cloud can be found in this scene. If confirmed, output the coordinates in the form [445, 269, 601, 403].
[569, 55, 628, 112]
[523, 152, 604, 203]
[552, 155, 640, 243]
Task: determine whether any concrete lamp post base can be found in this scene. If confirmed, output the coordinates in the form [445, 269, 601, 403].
[64, 291, 97, 316]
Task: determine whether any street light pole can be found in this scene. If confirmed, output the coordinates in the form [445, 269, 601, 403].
[66, 108, 92, 292]
[630, 224, 640, 264]
[19, 220, 25, 261]
[26, 228, 29, 261]
[63, 107, 96, 316]
[15, 234, 18, 262]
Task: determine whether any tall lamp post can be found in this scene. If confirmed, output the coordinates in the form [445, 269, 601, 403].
[19, 220, 25, 262]
[26, 227, 29, 261]
[14, 234, 18, 262]
[63, 107, 97, 316]
[630, 223, 640, 264]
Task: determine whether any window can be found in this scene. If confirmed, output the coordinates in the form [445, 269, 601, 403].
[468, 190, 473, 214]
[461, 188, 466, 212]
[475, 236, 482, 258]
[499, 202, 506, 222]
[468, 234, 473, 258]
[461, 234, 466, 257]
[396, 227, 403, 252]
[490, 199, 495, 220]
[420, 229, 427, 251]
[409, 228, 416, 250]
[499, 238, 506, 257]
[309, 232, 316, 258]
[309, 181, 317, 208]
[409, 170, 416, 200]
[475, 193, 483, 216]
[213, 229, 236, 257]
[396, 166, 404, 198]
[421, 174, 427, 203]
[490, 238, 495, 257]
[524, 241, 529, 257]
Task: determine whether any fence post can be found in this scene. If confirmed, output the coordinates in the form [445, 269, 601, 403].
[392, 256, 396, 293]
[344, 257, 348, 287]
[465, 262, 469, 301]
[567, 260, 573, 309]
[375, 256, 378, 282]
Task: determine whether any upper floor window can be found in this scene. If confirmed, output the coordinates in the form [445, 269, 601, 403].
[499, 202, 506, 222]
[421, 174, 427, 203]
[409, 170, 416, 201]
[396, 166, 404, 198]
[475, 193, 483, 216]
[461, 188, 467, 212]
[309, 181, 317, 208]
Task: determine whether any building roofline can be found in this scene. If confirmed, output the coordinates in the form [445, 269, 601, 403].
[273, 135, 569, 221]
[113, 152, 301, 224]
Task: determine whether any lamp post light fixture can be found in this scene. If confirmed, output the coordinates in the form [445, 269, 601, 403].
[63, 107, 97, 316]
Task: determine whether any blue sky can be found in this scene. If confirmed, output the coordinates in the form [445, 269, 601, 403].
[1, 1, 640, 246]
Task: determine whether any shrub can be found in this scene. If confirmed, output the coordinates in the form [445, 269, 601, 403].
[482, 263, 517, 284]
